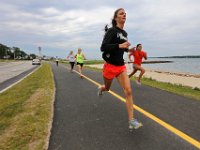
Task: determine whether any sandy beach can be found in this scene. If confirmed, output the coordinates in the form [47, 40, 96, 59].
[87, 64, 200, 89]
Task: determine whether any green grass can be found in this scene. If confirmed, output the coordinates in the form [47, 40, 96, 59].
[85, 66, 200, 101]
[0, 63, 55, 150]
[83, 60, 104, 65]
[132, 76, 200, 100]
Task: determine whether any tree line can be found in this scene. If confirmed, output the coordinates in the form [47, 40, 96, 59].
[0, 43, 37, 60]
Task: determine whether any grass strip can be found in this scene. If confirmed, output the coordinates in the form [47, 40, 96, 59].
[0, 63, 55, 150]
[85, 66, 200, 101]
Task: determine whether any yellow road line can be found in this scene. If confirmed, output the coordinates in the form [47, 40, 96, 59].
[73, 70, 200, 149]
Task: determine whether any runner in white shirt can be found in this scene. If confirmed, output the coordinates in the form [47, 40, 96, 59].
[67, 51, 76, 72]
[56, 56, 59, 66]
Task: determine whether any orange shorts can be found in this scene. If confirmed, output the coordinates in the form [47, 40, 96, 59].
[103, 63, 126, 79]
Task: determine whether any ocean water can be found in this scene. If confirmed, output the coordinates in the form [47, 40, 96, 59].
[141, 58, 200, 75]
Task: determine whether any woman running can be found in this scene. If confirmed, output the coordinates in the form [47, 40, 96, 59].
[55, 56, 59, 66]
[128, 44, 147, 85]
[98, 8, 142, 130]
[67, 51, 76, 72]
[75, 48, 86, 78]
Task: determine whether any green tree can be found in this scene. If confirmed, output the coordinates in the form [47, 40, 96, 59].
[13, 47, 22, 59]
[0, 43, 10, 59]
[30, 53, 37, 59]
[20, 50, 27, 58]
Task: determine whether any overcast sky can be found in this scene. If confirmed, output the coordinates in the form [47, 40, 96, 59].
[0, 0, 200, 59]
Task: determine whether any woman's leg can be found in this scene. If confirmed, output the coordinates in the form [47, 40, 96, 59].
[134, 65, 145, 82]
[116, 71, 133, 121]
[80, 64, 84, 77]
[128, 68, 138, 78]
[98, 77, 113, 96]
[70, 62, 73, 71]
[77, 64, 81, 74]
[102, 77, 113, 91]
[72, 62, 75, 70]
[138, 67, 145, 82]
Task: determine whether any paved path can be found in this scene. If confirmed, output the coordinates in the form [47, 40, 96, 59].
[49, 63, 200, 150]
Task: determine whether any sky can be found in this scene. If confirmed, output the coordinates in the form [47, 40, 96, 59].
[0, 0, 200, 59]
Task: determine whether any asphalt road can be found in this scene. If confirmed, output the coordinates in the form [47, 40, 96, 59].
[48, 63, 200, 150]
[0, 61, 38, 93]
[0, 61, 35, 83]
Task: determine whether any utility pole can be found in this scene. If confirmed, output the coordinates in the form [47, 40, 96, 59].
[38, 47, 42, 59]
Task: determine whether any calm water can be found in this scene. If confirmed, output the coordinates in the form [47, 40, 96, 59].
[141, 58, 200, 75]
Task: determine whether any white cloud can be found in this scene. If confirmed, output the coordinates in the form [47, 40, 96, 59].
[0, 0, 200, 58]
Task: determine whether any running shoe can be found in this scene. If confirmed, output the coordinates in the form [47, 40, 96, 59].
[97, 86, 103, 96]
[129, 119, 143, 130]
[136, 80, 141, 85]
